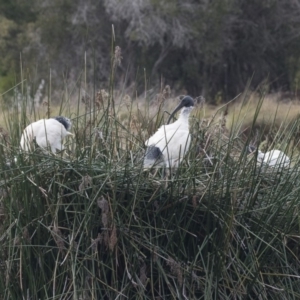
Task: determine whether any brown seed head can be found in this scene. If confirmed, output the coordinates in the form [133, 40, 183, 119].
[113, 46, 122, 68]
[97, 196, 109, 213]
[167, 257, 183, 286]
[79, 175, 93, 193]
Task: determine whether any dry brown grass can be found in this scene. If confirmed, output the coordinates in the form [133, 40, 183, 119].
[226, 92, 300, 132]
[1, 90, 300, 151]
[132, 91, 300, 137]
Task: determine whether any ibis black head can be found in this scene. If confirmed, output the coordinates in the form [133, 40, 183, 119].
[53, 116, 72, 131]
[167, 96, 194, 124]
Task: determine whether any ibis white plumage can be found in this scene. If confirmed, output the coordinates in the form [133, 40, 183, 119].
[144, 96, 194, 168]
[20, 116, 73, 153]
[248, 146, 290, 168]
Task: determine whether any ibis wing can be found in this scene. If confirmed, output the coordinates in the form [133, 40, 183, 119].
[35, 119, 69, 153]
[262, 150, 290, 167]
[145, 124, 173, 147]
[144, 121, 191, 168]
[146, 125, 190, 155]
[20, 118, 72, 153]
[20, 119, 47, 151]
[145, 126, 162, 147]
[162, 130, 191, 159]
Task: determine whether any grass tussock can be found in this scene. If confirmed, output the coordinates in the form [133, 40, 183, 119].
[1, 59, 300, 299]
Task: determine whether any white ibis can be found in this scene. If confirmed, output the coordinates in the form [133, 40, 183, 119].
[20, 116, 73, 153]
[248, 146, 290, 168]
[144, 95, 194, 168]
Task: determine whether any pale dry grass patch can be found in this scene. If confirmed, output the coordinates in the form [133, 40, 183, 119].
[226, 92, 300, 132]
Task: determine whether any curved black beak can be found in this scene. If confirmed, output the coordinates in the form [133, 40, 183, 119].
[166, 95, 194, 124]
[167, 102, 185, 124]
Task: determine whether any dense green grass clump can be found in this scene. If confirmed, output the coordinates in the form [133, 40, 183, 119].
[1, 89, 300, 300]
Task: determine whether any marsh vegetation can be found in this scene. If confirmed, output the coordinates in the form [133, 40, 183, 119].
[1, 62, 300, 299]
[2, 1, 300, 296]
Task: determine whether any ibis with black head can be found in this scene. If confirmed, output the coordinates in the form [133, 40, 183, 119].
[20, 116, 73, 153]
[144, 96, 194, 168]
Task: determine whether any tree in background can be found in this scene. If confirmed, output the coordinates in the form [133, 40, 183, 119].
[1, 0, 300, 102]
[0, 0, 37, 91]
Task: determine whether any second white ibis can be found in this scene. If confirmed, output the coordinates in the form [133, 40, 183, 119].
[20, 116, 73, 153]
[248, 146, 290, 168]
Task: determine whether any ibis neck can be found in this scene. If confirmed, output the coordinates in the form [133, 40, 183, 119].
[178, 107, 193, 123]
